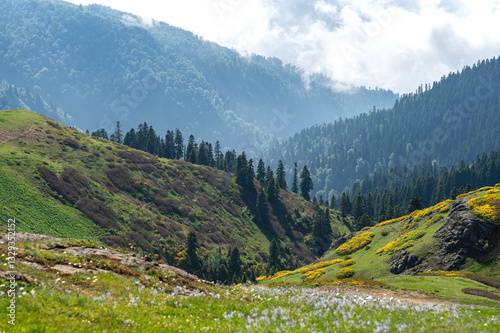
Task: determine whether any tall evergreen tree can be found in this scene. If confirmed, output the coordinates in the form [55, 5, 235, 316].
[111, 121, 123, 143]
[164, 130, 175, 159]
[291, 162, 299, 194]
[407, 196, 424, 213]
[235, 153, 249, 187]
[265, 167, 278, 203]
[267, 239, 281, 274]
[299, 165, 313, 201]
[186, 231, 200, 271]
[214, 141, 224, 170]
[255, 188, 269, 224]
[174, 129, 184, 159]
[256, 159, 266, 182]
[275, 160, 287, 190]
[330, 194, 337, 209]
[228, 247, 242, 280]
[339, 192, 352, 217]
[312, 208, 333, 256]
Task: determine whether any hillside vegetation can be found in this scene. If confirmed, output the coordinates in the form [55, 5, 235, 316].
[0, 109, 352, 281]
[0, 0, 396, 152]
[2, 234, 500, 332]
[259, 185, 500, 307]
[265, 56, 500, 198]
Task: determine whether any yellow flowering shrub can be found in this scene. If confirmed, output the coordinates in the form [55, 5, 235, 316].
[439, 206, 450, 213]
[495, 183, 500, 187]
[374, 215, 407, 228]
[469, 191, 500, 225]
[336, 267, 355, 279]
[295, 259, 344, 273]
[335, 232, 375, 256]
[301, 268, 325, 280]
[376, 230, 425, 255]
[340, 259, 356, 267]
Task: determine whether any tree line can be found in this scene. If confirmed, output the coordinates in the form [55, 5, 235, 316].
[318, 150, 500, 230]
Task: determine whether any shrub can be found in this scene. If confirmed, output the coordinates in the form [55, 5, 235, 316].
[340, 259, 356, 267]
[469, 191, 500, 225]
[76, 197, 120, 230]
[335, 232, 375, 256]
[336, 267, 355, 279]
[301, 269, 325, 280]
[381, 229, 389, 236]
[376, 230, 425, 255]
[62, 138, 80, 149]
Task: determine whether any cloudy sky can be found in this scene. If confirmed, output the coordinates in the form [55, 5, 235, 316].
[66, 0, 500, 93]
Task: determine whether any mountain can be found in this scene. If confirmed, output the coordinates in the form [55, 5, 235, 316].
[0, 80, 71, 123]
[0, 0, 397, 153]
[0, 109, 356, 280]
[258, 186, 500, 306]
[264, 56, 500, 199]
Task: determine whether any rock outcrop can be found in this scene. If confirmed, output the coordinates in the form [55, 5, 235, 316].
[387, 250, 419, 274]
[434, 200, 496, 270]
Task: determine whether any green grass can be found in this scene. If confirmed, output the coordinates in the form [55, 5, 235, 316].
[378, 275, 500, 308]
[0, 169, 104, 240]
[1, 241, 499, 333]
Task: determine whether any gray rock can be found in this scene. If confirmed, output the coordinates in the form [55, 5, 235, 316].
[434, 199, 496, 270]
[387, 250, 418, 274]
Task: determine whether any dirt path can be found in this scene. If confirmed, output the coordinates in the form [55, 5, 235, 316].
[320, 284, 460, 306]
[0, 125, 34, 145]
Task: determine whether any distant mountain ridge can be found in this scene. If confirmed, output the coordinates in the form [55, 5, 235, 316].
[0, 0, 397, 152]
[264, 56, 500, 199]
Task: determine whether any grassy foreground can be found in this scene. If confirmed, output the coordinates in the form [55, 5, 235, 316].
[1, 238, 499, 332]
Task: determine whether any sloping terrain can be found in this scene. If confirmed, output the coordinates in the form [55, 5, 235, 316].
[0, 0, 397, 151]
[0, 109, 347, 268]
[1, 233, 499, 332]
[259, 185, 500, 306]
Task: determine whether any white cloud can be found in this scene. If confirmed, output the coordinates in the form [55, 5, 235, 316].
[65, 0, 500, 93]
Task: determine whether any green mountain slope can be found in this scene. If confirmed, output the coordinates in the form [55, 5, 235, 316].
[259, 186, 500, 305]
[264, 56, 500, 198]
[0, 0, 397, 152]
[0, 109, 350, 271]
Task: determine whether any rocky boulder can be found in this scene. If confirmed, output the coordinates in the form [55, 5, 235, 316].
[387, 250, 419, 274]
[434, 199, 496, 270]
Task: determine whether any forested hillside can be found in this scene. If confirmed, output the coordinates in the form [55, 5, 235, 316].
[265, 57, 500, 199]
[0, 80, 70, 123]
[0, 0, 396, 152]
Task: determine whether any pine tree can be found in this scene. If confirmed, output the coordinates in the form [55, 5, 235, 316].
[312, 208, 333, 256]
[214, 141, 223, 170]
[275, 160, 287, 190]
[267, 239, 281, 273]
[355, 213, 372, 231]
[174, 129, 184, 159]
[291, 162, 299, 194]
[235, 153, 249, 187]
[255, 188, 269, 224]
[407, 196, 424, 213]
[186, 231, 200, 271]
[164, 130, 175, 159]
[339, 192, 352, 217]
[330, 194, 337, 209]
[256, 159, 266, 182]
[299, 165, 313, 201]
[123, 128, 136, 148]
[351, 193, 365, 220]
[186, 135, 197, 162]
[112, 121, 123, 144]
[265, 167, 278, 203]
[228, 247, 242, 280]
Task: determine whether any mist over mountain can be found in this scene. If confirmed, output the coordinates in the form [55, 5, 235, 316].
[0, 0, 397, 152]
[264, 56, 500, 199]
